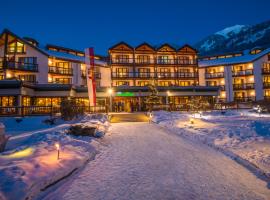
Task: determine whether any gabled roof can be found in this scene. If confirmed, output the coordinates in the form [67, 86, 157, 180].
[199, 48, 270, 67]
[0, 29, 49, 56]
[178, 44, 198, 53]
[156, 43, 177, 52]
[108, 41, 133, 51]
[135, 42, 155, 51]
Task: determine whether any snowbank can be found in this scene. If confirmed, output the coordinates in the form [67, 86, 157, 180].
[0, 114, 110, 200]
[153, 110, 270, 179]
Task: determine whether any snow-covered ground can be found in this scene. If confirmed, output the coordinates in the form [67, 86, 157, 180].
[42, 122, 270, 200]
[0, 114, 110, 200]
[152, 110, 270, 179]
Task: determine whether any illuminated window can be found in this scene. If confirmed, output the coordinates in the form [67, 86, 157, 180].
[137, 55, 150, 63]
[115, 55, 129, 63]
[116, 81, 129, 86]
[179, 81, 190, 86]
[159, 81, 171, 86]
[157, 56, 169, 64]
[116, 68, 129, 77]
[8, 41, 25, 53]
[18, 75, 36, 83]
[137, 81, 149, 86]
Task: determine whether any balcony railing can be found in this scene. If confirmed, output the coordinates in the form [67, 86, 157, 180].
[234, 97, 255, 102]
[263, 82, 270, 88]
[110, 59, 197, 65]
[264, 96, 270, 101]
[0, 61, 38, 71]
[232, 69, 253, 76]
[205, 72, 224, 79]
[262, 68, 270, 74]
[233, 83, 255, 90]
[49, 66, 73, 75]
[112, 72, 198, 79]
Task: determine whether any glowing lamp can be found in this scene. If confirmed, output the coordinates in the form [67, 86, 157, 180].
[190, 118, 194, 124]
[6, 73, 12, 78]
[108, 88, 113, 95]
[55, 143, 60, 160]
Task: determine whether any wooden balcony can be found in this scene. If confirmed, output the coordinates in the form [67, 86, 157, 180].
[205, 72, 224, 79]
[262, 68, 270, 74]
[110, 59, 197, 65]
[263, 82, 270, 88]
[49, 66, 73, 75]
[111, 72, 198, 79]
[233, 83, 255, 90]
[232, 69, 253, 76]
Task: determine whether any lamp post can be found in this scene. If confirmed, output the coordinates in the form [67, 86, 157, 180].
[108, 88, 113, 112]
[55, 143, 60, 160]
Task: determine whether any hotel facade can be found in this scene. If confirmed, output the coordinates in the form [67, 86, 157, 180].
[198, 47, 270, 103]
[0, 29, 220, 115]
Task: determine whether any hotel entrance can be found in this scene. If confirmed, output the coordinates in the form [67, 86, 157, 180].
[112, 97, 143, 112]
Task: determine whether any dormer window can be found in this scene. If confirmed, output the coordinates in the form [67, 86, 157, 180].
[8, 41, 25, 53]
[250, 49, 261, 55]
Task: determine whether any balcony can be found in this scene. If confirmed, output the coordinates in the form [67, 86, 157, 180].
[110, 59, 197, 65]
[234, 97, 255, 102]
[0, 61, 38, 72]
[112, 72, 198, 79]
[263, 82, 270, 88]
[49, 66, 73, 75]
[111, 58, 133, 65]
[81, 71, 101, 79]
[205, 72, 224, 79]
[233, 83, 255, 90]
[264, 96, 270, 101]
[262, 68, 270, 74]
[232, 69, 253, 76]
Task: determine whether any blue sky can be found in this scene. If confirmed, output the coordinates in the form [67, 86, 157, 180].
[1, 0, 270, 55]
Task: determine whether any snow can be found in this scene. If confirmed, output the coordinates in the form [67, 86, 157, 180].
[0, 114, 110, 200]
[42, 122, 270, 200]
[216, 25, 246, 38]
[199, 47, 270, 67]
[152, 110, 270, 179]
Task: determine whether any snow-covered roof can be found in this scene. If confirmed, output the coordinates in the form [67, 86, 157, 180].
[199, 48, 270, 67]
[38, 45, 107, 66]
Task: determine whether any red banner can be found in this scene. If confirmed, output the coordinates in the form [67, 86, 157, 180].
[84, 48, 96, 106]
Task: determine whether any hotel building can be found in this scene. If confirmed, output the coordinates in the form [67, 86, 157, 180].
[198, 47, 270, 102]
[0, 29, 219, 115]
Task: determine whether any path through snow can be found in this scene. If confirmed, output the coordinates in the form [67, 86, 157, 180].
[44, 122, 270, 200]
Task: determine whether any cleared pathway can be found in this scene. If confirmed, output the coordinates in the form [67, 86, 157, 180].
[45, 123, 270, 200]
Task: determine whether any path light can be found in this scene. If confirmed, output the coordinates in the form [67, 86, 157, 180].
[190, 118, 194, 124]
[55, 143, 60, 160]
[149, 112, 153, 123]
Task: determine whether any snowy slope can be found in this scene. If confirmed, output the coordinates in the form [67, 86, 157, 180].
[195, 20, 270, 56]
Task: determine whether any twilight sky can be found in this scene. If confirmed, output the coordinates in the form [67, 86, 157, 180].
[1, 0, 270, 55]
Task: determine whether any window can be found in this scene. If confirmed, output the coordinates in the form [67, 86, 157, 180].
[8, 41, 25, 53]
[18, 74, 36, 83]
[138, 68, 150, 77]
[206, 81, 217, 86]
[159, 81, 171, 86]
[179, 81, 190, 86]
[177, 56, 190, 64]
[137, 81, 149, 86]
[116, 68, 129, 77]
[57, 62, 70, 68]
[0, 96, 15, 106]
[115, 55, 129, 63]
[158, 68, 171, 77]
[51, 78, 72, 84]
[116, 81, 129, 86]
[158, 56, 169, 64]
[263, 76, 270, 83]
[137, 55, 150, 63]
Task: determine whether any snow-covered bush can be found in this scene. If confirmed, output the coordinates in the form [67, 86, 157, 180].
[68, 124, 97, 137]
[0, 123, 10, 152]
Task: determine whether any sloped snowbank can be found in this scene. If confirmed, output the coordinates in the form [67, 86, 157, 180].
[153, 110, 270, 179]
[0, 114, 110, 200]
